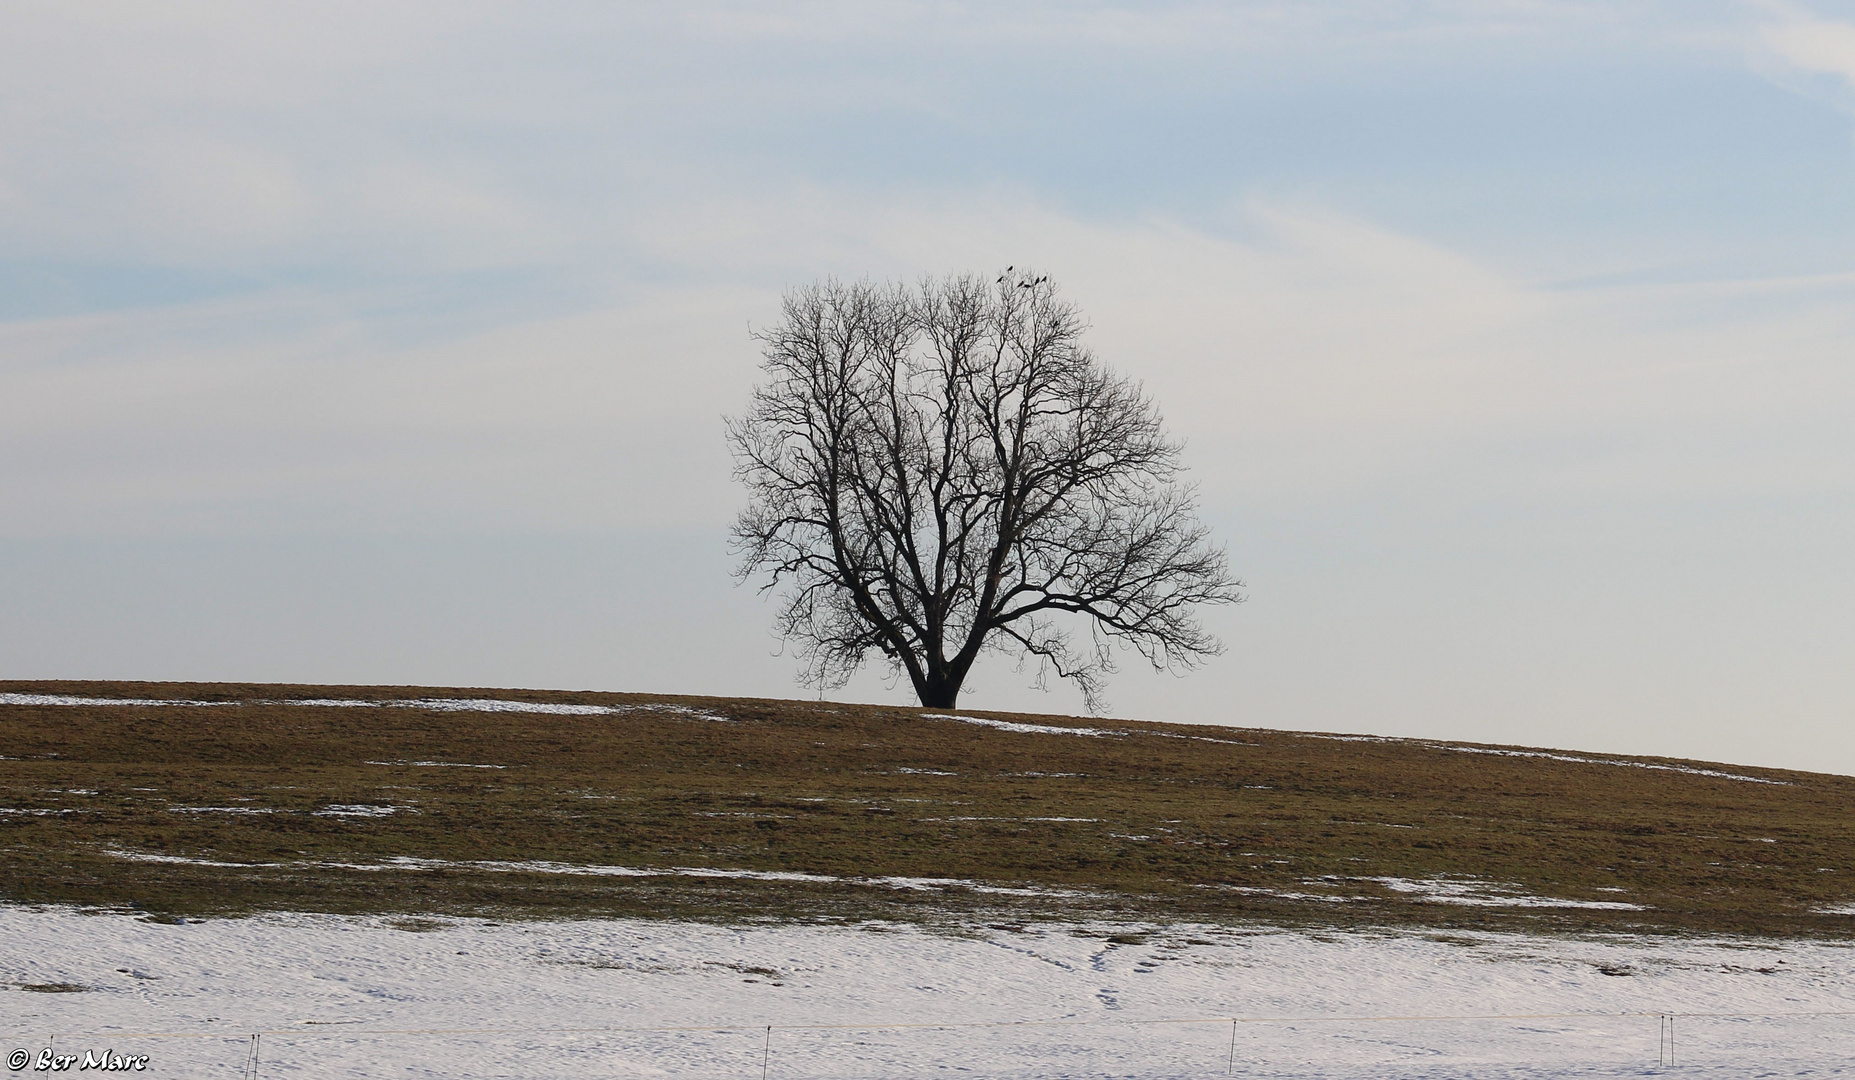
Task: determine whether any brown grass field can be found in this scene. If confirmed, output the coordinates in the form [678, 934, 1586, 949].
[3, 680, 1852, 937]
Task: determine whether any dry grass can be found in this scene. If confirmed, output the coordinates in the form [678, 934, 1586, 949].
[3, 680, 1853, 936]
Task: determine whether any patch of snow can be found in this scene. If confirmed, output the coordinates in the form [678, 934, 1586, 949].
[363, 858, 1078, 897]
[1145, 731, 1260, 746]
[287, 697, 619, 715]
[0, 693, 227, 707]
[0, 693, 731, 722]
[103, 850, 283, 869]
[1365, 877, 1648, 911]
[284, 698, 731, 720]
[9, 907, 1855, 1077]
[376, 858, 840, 883]
[926, 714, 1251, 746]
[1306, 734, 1786, 785]
[328, 699, 733, 721]
[924, 714, 1124, 737]
[364, 760, 511, 769]
[95, 850, 1085, 900]
[1444, 746, 1786, 785]
[312, 805, 408, 818]
[1201, 880, 1648, 913]
[865, 877, 1084, 898]
[1210, 885, 1354, 904]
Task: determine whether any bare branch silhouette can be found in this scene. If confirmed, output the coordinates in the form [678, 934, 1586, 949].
[728, 272, 1241, 712]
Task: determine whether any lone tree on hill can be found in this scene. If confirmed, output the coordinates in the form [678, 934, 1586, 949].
[728, 271, 1241, 712]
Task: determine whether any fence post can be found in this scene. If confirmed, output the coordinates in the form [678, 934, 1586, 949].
[1227, 1019, 1238, 1075]
[761, 1025, 771, 1080]
[243, 1033, 261, 1080]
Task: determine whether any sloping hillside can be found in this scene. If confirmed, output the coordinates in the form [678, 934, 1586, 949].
[3, 681, 1850, 936]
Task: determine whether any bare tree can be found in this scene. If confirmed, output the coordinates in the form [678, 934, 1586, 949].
[727, 271, 1241, 712]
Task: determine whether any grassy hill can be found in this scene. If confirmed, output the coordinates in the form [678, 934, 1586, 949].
[3, 681, 1852, 937]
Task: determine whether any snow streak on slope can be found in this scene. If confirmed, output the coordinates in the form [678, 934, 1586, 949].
[99, 850, 1088, 898]
[0, 693, 232, 708]
[7, 908, 1855, 1078]
[0, 693, 728, 720]
[927, 711, 1780, 781]
[922, 713, 1124, 737]
[0, 694, 1782, 781]
[1308, 732, 1783, 784]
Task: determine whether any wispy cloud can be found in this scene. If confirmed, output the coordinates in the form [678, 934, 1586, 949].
[5, 185, 1850, 538]
[0, 1, 1747, 272]
[1760, 4, 1855, 87]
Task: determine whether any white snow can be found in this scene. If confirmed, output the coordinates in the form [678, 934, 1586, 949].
[287, 698, 610, 716]
[1146, 731, 1259, 746]
[1308, 734, 1785, 785]
[1193, 879, 1649, 912]
[95, 849, 1091, 899]
[0, 693, 730, 721]
[925, 714, 1123, 737]
[104, 851, 285, 869]
[311, 805, 408, 819]
[7, 906, 1855, 1078]
[288, 698, 733, 721]
[925, 714, 1776, 786]
[0, 693, 229, 708]
[364, 761, 511, 769]
[161, 806, 414, 819]
[1364, 877, 1647, 911]
[1441, 746, 1786, 785]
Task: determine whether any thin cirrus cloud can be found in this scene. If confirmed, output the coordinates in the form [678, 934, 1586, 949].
[0, 1, 1784, 272]
[1761, 5, 1855, 89]
[5, 187, 1849, 534]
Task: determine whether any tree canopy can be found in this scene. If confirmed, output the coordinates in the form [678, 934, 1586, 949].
[728, 271, 1240, 711]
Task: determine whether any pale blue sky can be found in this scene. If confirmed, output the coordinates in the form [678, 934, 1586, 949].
[4, 1, 1855, 772]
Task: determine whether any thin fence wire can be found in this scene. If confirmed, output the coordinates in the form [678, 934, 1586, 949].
[34, 1006, 1855, 1039]
[19, 1009, 1855, 1077]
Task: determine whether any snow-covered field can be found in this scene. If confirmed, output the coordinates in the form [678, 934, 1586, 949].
[6, 907, 1855, 1078]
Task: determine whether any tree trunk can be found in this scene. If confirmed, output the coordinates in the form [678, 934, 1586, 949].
[916, 676, 961, 710]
